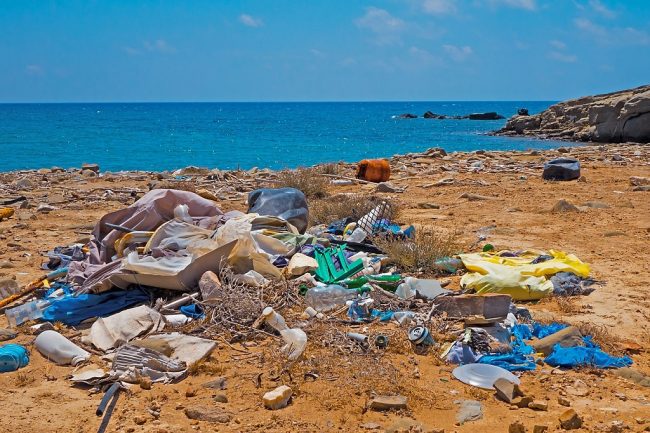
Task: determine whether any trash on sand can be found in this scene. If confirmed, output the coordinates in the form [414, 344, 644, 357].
[356, 159, 391, 183]
[0, 343, 30, 372]
[86, 305, 165, 351]
[247, 188, 309, 234]
[34, 330, 90, 366]
[452, 363, 520, 389]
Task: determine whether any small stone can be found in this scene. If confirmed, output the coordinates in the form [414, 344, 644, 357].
[202, 377, 227, 390]
[577, 176, 587, 182]
[494, 378, 524, 404]
[557, 147, 570, 153]
[509, 421, 526, 433]
[604, 231, 625, 237]
[583, 201, 610, 209]
[184, 407, 232, 424]
[533, 425, 548, 433]
[14, 178, 33, 190]
[185, 387, 197, 398]
[81, 169, 97, 178]
[558, 396, 571, 407]
[263, 385, 292, 410]
[81, 163, 100, 173]
[512, 396, 534, 409]
[133, 416, 147, 425]
[630, 176, 650, 186]
[611, 154, 624, 161]
[565, 379, 589, 397]
[368, 395, 408, 411]
[36, 203, 57, 213]
[199, 271, 223, 302]
[375, 182, 401, 193]
[528, 400, 548, 411]
[360, 422, 382, 430]
[384, 418, 423, 433]
[559, 409, 582, 430]
[417, 202, 440, 209]
[551, 199, 579, 213]
[213, 394, 228, 403]
[455, 400, 482, 425]
[139, 377, 152, 390]
[507, 207, 522, 212]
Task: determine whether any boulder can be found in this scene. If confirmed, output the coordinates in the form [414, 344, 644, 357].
[468, 112, 505, 120]
[542, 158, 581, 181]
[397, 113, 417, 119]
[423, 111, 445, 119]
[495, 85, 650, 143]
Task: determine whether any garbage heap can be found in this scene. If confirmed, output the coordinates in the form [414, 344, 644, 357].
[0, 185, 634, 421]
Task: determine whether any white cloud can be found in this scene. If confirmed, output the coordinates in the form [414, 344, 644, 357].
[422, 0, 457, 15]
[624, 27, 650, 45]
[239, 13, 263, 28]
[122, 39, 175, 56]
[443, 44, 473, 61]
[355, 7, 405, 45]
[25, 64, 44, 76]
[487, 0, 537, 11]
[574, 17, 607, 35]
[408, 46, 439, 64]
[309, 48, 326, 58]
[549, 39, 567, 50]
[143, 39, 175, 53]
[549, 51, 577, 63]
[589, 0, 616, 18]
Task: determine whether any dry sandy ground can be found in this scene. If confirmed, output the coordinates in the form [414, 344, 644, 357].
[0, 144, 649, 433]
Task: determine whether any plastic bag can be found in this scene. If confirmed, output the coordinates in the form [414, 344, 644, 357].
[248, 188, 308, 234]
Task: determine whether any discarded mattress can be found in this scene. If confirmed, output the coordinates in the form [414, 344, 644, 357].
[459, 250, 590, 301]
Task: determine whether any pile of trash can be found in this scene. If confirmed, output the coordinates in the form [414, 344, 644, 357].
[0, 184, 634, 426]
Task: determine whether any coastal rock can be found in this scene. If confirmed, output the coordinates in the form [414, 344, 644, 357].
[81, 163, 100, 173]
[496, 85, 650, 143]
[397, 113, 417, 119]
[468, 112, 505, 120]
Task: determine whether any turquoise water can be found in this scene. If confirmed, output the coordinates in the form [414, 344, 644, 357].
[0, 101, 566, 172]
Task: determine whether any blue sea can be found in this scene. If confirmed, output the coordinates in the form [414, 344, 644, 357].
[0, 101, 566, 172]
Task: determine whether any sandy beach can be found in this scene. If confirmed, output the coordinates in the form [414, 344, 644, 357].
[1, 142, 649, 432]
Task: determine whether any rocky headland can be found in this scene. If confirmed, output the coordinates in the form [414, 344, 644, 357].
[495, 85, 650, 143]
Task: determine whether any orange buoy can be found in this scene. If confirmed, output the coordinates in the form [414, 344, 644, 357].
[356, 159, 391, 183]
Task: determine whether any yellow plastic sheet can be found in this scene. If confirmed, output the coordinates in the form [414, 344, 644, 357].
[459, 249, 590, 301]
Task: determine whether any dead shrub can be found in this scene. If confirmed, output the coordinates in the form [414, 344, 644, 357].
[274, 168, 329, 199]
[14, 372, 35, 387]
[374, 226, 461, 276]
[319, 163, 340, 175]
[309, 194, 400, 226]
[538, 296, 582, 314]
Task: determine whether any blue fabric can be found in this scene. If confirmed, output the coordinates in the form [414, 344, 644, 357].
[545, 342, 633, 369]
[43, 289, 150, 326]
[532, 322, 567, 339]
[180, 303, 205, 319]
[478, 353, 537, 371]
[0, 344, 30, 372]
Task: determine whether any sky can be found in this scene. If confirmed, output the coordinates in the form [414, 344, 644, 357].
[1, 0, 649, 102]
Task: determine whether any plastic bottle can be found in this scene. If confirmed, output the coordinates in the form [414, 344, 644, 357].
[5, 300, 50, 328]
[392, 311, 416, 326]
[34, 330, 90, 366]
[433, 257, 464, 274]
[346, 227, 367, 243]
[262, 307, 289, 332]
[304, 285, 358, 312]
[279, 328, 307, 360]
[396, 277, 446, 300]
[0, 343, 30, 372]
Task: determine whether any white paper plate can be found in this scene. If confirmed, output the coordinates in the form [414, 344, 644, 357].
[452, 363, 520, 389]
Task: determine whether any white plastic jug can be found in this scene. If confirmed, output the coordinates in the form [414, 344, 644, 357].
[262, 307, 289, 332]
[34, 330, 90, 366]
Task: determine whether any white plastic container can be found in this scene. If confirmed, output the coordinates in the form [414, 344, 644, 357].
[280, 328, 307, 360]
[34, 330, 90, 366]
[262, 307, 289, 332]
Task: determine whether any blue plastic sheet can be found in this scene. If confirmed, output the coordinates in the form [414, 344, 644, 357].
[532, 322, 567, 339]
[478, 353, 537, 371]
[545, 339, 633, 369]
[180, 304, 205, 319]
[43, 289, 150, 326]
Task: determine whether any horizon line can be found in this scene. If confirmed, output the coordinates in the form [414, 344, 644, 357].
[0, 99, 558, 104]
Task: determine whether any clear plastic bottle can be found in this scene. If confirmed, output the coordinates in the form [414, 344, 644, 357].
[433, 257, 463, 274]
[262, 307, 288, 332]
[304, 285, 358, 312]
[5, 300, 50, 328]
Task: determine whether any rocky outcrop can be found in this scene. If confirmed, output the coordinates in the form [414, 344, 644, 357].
[496, 85, 650, 143]
[421, 111, 504, 120]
